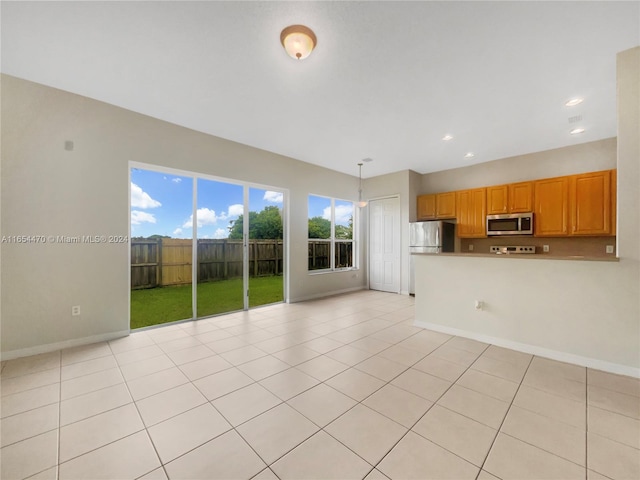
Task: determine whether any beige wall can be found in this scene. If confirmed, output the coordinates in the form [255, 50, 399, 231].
[421, 137, 617, 194]
[414, 47, 640, 375]
[0, 75, 367, 357]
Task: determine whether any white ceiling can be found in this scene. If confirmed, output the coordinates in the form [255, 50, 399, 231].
[2, 1, 638, 178]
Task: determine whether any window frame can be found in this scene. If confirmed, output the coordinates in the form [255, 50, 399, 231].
[307, 195, 358, 273]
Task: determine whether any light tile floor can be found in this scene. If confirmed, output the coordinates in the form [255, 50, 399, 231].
[1, 290, 639, 480]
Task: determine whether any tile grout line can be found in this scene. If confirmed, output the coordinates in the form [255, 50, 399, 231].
[585, 369, 589, 480]
[186, 307, 420, 478]
[57, 350, 62, 480]
[367, 342, 494, 477]
[5, 293, 638, 479]
[109, 333, 169, 480]
[475, 354, 534, 477]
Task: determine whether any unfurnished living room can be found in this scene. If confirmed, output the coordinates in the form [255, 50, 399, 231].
[1, 2, 639, 480]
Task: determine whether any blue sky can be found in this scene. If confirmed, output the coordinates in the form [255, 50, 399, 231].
[131, 168, 284, 239]
[308, 195, 354, 227]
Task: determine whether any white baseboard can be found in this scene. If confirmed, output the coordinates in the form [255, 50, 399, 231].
[414, 320, 640, 379]
[1, 330, 130, 361]
[290, 286, 367, 303]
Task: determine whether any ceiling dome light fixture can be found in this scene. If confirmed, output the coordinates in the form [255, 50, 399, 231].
[357, 163, 368, 208]
[464, 152, 475, 159]
[570, 127, 585, 135]
[442, 134, 453, 141]
[280, 25, 317, 60]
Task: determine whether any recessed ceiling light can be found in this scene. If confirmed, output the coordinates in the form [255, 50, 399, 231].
[570, 127, 585, 135]
[442, 134, 453, 141]
[464, 152, 475, 158]
[565, 98, 584, 107]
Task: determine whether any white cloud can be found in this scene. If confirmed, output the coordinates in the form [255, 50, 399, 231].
[183, 207, 225, 228]
[131, 210, 157, 225]
[172, 177, 182, 183]
[213, 228, 227, 239]
[335, 204, 354, 225]
[131, 183, 161, 209]
[322, 205, 353, 225]
[227, 204, 244, 218]
[263, 191, 283, 203]
[173, 227, 183, 236]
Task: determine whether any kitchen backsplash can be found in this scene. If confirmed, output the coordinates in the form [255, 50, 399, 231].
[460, 236, 616, 257]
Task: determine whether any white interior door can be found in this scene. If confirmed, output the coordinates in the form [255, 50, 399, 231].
[369, 196, 401, 293]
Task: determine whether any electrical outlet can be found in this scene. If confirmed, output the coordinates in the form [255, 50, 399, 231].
[72, 305, 81, 316]
[468, 244, 474, 251]
[543, 245, 550, 252]
[606, 245, 614, 254]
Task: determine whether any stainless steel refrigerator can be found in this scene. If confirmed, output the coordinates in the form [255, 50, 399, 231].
[409, 221, 455, 294]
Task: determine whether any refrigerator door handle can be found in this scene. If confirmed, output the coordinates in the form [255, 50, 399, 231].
[435, 225, 440, 247]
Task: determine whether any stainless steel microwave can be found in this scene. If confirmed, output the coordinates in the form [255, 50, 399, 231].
[486, 212, 534, 236]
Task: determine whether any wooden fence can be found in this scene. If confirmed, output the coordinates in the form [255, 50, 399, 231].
[308, 241, 353, 270]
[131, 238, 284, 289]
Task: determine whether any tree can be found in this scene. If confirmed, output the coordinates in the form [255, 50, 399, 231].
[132, 234, 171, 240]
[335, 215, 353, 239]
[228, 206, 283, 239]
[308, 216, 331, 239]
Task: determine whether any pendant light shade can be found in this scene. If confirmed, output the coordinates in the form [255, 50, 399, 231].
[280, 25, 317, 60]
[357, 163, 367, 208]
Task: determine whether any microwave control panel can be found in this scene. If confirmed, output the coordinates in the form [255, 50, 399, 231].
[490, 245, 536, 254]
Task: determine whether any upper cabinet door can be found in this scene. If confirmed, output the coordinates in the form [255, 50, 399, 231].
[534, 176, 569, 236]
[486, 185, 508, 215]
[436, 192, 457, 219]
[470, 188, 487, 236]
[508, 181, 534, 213]
[456, 188, 486, 238]
[417, 194, 436, 220]
[570, 170, 611, 235]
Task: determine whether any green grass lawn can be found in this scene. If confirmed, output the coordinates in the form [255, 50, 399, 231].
[130, 276, 283, 329]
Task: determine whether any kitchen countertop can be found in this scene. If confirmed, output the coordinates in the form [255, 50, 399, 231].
[411, 252, 619, 262]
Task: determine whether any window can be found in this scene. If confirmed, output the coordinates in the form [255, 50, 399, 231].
[308, 195, 356, 271]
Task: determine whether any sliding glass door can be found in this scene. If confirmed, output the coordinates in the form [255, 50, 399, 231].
[130, 169, 194, 329]
[248, 187, 284, 308]
[130, 165, 286, 329]
[196, 178, 245, 317]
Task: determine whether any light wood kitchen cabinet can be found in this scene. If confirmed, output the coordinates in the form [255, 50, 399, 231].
[486, 182, 533, 215]
[486, 185, 508, 214]
[569, 170, 612, 235]
[456, 188, 486, 237]
[416, 192, 456, 220]
[508, 181, 534, 213]
[534, 176, 569, 236]
[611, 171, 617, 236]
[436, 192, 456, 218]
[417, 194, 436, 220]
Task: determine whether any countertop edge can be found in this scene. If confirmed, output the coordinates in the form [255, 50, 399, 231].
[411, 252, 620, 262]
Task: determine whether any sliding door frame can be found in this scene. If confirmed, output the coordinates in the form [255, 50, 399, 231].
[128, 161, 289, 329]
